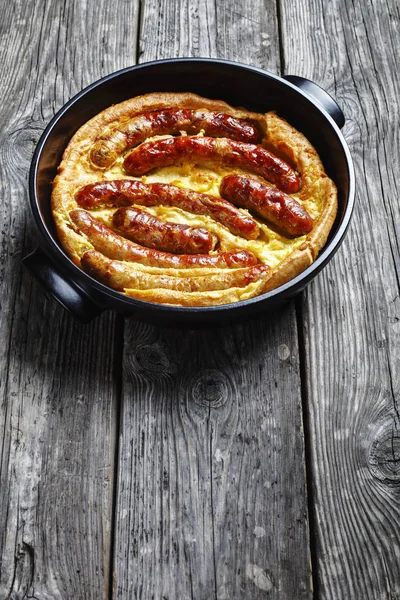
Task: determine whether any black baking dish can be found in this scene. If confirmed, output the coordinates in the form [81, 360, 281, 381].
[23, 58, 355, 325]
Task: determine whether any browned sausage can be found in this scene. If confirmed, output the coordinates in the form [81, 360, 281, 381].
[81, 250, 270, 293]
[220, 174, 313, 236]
[112, 206, 217, 254]
[90, 108, 260, 168]
[69, 209, 258, 268]
[75, 180, 260, 240]
[123, 137, 301, 194]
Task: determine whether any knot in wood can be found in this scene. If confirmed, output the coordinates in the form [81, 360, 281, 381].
[9, 122, 41, 169]
[191, 369, 229, 408]
[134, 343, 175, 374]
[369, 426, 400, 486]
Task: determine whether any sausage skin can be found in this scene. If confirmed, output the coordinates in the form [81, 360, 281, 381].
[75, 180, 260, 240]
[90, 108, 260, 168]
[123, 137, 301, 194]
[69, 209, 258, 268]
[112, 206, 217, 254]
[220, 174, 313, 236]
[81, 250, 270, 293]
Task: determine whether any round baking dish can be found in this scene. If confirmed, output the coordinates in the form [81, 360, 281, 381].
[23, 58, 355, 325]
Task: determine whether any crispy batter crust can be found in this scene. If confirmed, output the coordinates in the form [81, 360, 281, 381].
[51, 92, 337, 306]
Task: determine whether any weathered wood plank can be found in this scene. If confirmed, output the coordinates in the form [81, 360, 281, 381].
[281, 0, 400, 597]
[139, 0, 280, 70]
[113, 1, 312, 598]
[115, 315, 312, 599]
[0, 0, 139, 598]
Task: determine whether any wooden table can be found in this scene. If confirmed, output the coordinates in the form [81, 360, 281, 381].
[1, 0, 399, 598]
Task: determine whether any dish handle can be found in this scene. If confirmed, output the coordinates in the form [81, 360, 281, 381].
[22, 248, 106, 323]
[283, 75, 345, 129]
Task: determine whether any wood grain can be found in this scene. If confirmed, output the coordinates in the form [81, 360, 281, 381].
[281, 0, 400, 597]
[114, 316, 311, 599]
[139, 0, 280, 70]
[113, 1, 312, 598]
[0, 0, 139, 598]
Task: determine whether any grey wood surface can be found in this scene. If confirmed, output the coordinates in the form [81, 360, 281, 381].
[281, 0, 400, 597]
[0, 0, 399, 598]
[115, 316, 310, 599]
[0, 0, 138, 598]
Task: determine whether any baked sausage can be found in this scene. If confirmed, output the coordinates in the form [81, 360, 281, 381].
[112, 206, 217, 254]
[90, 108, 260, 168]
[123, 137, 301, 193]
[69, 209, 258, 268]
[220, 174, 313, 236]
[75, 180, 260, 240]
[81, 250, 270, 293]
